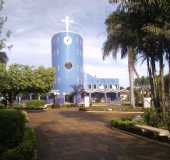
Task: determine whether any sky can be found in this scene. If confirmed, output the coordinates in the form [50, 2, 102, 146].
[2, 0, 148, 86]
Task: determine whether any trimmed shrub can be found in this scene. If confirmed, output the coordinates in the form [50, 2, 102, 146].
[79, 107, 90, 111]
[0, 109, 27, 153]
[52, 104, 79, 108]
[111, 118, 135, 131]
[62, 104, 79, 108]
[25, 100, 46, 109]
[1, 127, 37, 160]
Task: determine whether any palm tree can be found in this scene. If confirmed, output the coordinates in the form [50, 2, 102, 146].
[0, 51, 8, 64]
[103, 12, 137, 108]
[106, 0, 170, 125]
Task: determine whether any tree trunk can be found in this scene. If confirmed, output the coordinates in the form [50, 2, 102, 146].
[151, 57, 160, 110]
[8, 92, 14, 106]
[168, 54, 170, 106]
[141, 85, 145, 107]
[38, 94, 41, 100]
[128, 47, 135, 108]
[146, 57, 156, 107]
[29, 93, 32, 100]
[159, 55, 166, 117]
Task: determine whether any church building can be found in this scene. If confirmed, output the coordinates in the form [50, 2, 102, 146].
[51, 17, 119, 104]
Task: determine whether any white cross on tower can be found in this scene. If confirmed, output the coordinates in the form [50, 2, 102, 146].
[62, 16, 74, 32]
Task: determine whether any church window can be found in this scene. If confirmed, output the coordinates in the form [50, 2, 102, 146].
[64, 62, 73, 70]
[93, 84, 97, 89]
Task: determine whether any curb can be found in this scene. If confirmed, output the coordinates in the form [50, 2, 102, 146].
[86, 111, 144, 114]
[111, 127, 170, 148]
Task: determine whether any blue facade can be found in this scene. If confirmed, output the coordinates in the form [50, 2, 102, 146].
[84, 74, 120, 102]
[52, 32, 84, 95]
[84, 74, 119, 91]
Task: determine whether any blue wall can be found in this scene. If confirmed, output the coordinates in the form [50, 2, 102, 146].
[52, 32, 84, 95]
[84, 74, 119, 91]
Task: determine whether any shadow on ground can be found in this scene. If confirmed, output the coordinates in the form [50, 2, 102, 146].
[28, 109, 170, 160]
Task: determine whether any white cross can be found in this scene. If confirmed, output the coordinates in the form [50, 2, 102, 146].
[62, 16, 74, 32]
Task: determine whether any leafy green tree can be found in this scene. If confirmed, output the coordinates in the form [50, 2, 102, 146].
[32, 66, 55, 99]
[0, 64, 9, 105]
[7, 64, 32, 104]
[0, 64, 55, 105]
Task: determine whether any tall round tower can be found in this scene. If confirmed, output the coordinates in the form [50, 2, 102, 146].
[51, 17, 84, 103]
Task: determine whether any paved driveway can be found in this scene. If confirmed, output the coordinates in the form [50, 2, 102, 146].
[28, 109, 170, 160]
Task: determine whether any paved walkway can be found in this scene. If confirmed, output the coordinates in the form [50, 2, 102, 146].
[28, 109, 170, 160]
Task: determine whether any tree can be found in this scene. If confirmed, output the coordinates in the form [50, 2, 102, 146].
[0, 51, 8, 64]
[0, 63, 9, 106]
[0, 0, 10, 64]
[126, 0, 170, 116]
[103, 11, 138, 108]
[0, 64, 55, 106]
[32, 66, 55, 99]
[71, 84, 83, 104]
[107, 0, 170, 121]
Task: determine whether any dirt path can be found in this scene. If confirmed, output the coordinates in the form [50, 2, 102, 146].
[28, 109, 170, 160]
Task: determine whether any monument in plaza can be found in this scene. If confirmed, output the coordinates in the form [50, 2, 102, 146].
[51, 16, 84, 103]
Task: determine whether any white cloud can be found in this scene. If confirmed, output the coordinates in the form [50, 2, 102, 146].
[2, 0, 148, 87]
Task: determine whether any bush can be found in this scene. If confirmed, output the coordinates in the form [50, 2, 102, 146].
[1, 127, 37, 160]
[0, 105, 7, 109]
[111, 118, 135, 131]
[62, 104, 79, 108]
[120, 106, 144, 112]
[25, 100, 46, 109]
[165, 111, 170, 131]
[52, 104, 79, 108]
[0, 109, 27, 153]
[144, 108, 170, 131]
[144, 108, 158, 127]
[79, 107, 90, 111]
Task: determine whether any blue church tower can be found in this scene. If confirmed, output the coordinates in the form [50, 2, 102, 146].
[51, 17, 84, 103]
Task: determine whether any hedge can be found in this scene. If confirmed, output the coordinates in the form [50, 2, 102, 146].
[111, 119, 135, 131]
[0, 109, 27, 153]
[52, 104, 79, 108]
[25, 100, 46, 109]
[0, 127, 37, 160]
[111, 118, 170, 143]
